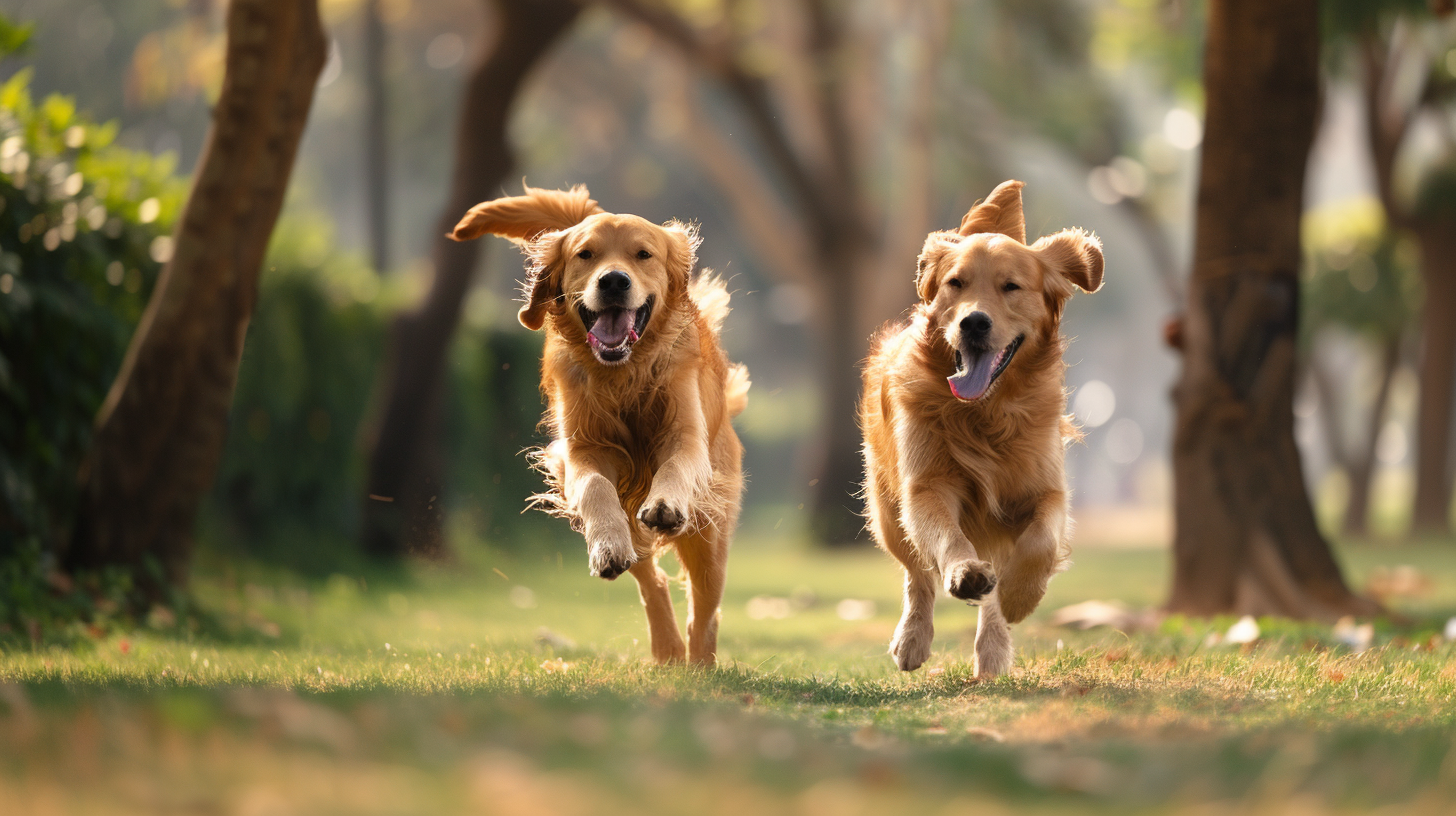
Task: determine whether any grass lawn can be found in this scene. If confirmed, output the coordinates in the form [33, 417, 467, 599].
[4, 530, 1456, 815]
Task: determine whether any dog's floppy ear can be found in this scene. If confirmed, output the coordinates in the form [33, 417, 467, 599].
[1032, 228, 1104, 294]
[518, 229, 568, 330]
[450, 183, 604, 244]
[958, 179, 1026, 243]
[915, 232, 960, 301]
[661, 219, 701, 291]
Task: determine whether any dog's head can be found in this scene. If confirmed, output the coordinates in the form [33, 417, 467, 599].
[915, 180, 1103, 401]
[450, 185, 698, 367]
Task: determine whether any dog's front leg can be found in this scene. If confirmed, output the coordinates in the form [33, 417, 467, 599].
[901, 481, 996, 601]
[564, 449, 636, 580]
[996, 492, 1068, 623]
[895, 417, 996, 602]
[638, 377, 712, 537]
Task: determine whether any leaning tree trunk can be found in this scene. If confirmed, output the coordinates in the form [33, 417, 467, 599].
[361, 0, 580, 559]
[67, 0, 327, 597]
[1410, 221, 1456, 536]
[1167, 0, 1377, 619]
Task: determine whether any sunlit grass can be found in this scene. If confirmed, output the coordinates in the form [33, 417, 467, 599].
[3, 534, 1456, 814]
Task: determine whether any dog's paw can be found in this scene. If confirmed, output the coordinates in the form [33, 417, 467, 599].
[974, 641, 1014, 679]
[945, 560, 997, 602]
[637, 496, 689, 536]
[587, 523, 637, 580]
[888, 618, 933, 672]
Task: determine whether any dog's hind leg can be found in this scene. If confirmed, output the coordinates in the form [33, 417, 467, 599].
[974, 594, 1013, 679]
[628, 557, 686, 664]
[674, 529, 727, 667]
[889, 566, 938, 671]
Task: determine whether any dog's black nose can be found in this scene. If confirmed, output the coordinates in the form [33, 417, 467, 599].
[598, 270, 631, 293]
[960, 311, 992, 340]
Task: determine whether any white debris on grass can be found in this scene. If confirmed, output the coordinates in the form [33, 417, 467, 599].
[1444, 617, 1456, 642]
[1332, 616, 1374, 653]
[1224, 615, 1261, 645]
[835, 598, 876, 621]
[1050, 600, 1162, 632]
[746, 596, 793, 620]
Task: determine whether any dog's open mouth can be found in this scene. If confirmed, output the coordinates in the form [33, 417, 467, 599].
[579, 295, 654, 365]
[949, 334, 1024, 401]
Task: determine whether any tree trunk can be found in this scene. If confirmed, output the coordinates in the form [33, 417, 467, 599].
[1342, 335, 1401, 538]
[360, 0, 580, 559]
[363, 0, 391, 273]
[1167, 0, 1377, 619]
[1410, 221, 1456, 535]
[67, 0, 327, 597]
[806, 245, 878, 545]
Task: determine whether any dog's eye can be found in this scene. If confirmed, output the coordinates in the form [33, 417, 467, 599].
[577, 249, 593, 260]
[637, 249, 652, 260]
[946, 278, 963, 289]
[1002, 281, 1021, 292]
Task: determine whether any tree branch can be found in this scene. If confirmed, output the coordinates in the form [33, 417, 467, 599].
[600, 0, 838, 247]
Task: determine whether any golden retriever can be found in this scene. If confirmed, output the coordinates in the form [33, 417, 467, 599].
[860, 180, 1103, 678]
[450, 185, 749, 666]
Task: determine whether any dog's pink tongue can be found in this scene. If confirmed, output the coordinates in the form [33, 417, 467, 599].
[589, 308, 633, 347]
[948, 348, 997, 401]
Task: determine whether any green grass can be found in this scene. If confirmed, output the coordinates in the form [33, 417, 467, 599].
[4, 534, 1456, 815]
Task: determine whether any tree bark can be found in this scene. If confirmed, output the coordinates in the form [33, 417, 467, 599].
[1167, 0, 1377, 619]
[67, 0, 327, 596]
[1410, 222, 1456, 535]
[360, 0, 580, 559]
[363, 0, 392, 273]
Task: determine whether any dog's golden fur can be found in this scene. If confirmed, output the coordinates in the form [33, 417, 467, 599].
[860, 180, 1103, 678]
[451, 185, 749, 666]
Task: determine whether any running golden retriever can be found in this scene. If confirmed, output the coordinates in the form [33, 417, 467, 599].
[860, 180, 1103, 678]
[450, 185, 749, 666]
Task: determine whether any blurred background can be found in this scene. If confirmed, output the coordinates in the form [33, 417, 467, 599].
[1, 0, 1452, 582]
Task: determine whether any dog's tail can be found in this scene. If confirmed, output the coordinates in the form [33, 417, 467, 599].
[689, 272, 733, 336]
[724, 363, 750, 419]
[449, 183, 604, 244]
[688, 273, 751, 417]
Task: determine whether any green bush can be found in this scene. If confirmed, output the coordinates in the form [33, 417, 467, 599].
[0, 66, 184, 560]
[202, 225, 553, 571]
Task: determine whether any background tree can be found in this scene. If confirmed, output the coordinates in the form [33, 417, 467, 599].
[66, 0, 327, 599]
[361, 0, 581, 558]
[1168, 0, 1377, 618]
[363, 0, 391, 274]
[1339, 0, 1456, 535]
[1301, 210, 1419, 538]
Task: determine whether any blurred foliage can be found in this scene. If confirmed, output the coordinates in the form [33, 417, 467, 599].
[0, 66, 184, 560]
[958, 0, 1121, 163]
[202, 224, 550, 575]
[1092, 0, 1205, 103]
[1321, 0, 1429, 40]
[445, 318, 552, 546]
[1301, 199, 1421, 346]
[0, 44, 186, 639]
[1414, 158, 1456, 220]
[201, 216, 388, 572]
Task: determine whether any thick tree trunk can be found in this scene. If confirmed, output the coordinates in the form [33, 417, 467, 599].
[1410, 222, 1456, 535]
[363, 0, 391, 273]
[806, 246, 878, 545]
[1167, 0, 1377, 619]
[360, 0, 580, 559]
[67, 0, 327, 596]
